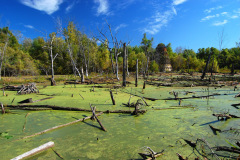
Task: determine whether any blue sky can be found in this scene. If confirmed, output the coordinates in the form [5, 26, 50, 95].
[0, 0, 240, 52]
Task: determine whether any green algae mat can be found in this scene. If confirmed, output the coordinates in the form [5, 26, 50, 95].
[0, 83, 240, 159]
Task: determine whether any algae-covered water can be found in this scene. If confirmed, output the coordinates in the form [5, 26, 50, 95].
[0, 82, 239, 159]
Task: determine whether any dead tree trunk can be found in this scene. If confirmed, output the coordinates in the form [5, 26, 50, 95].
[0, 40, 8, 80]
[110, 90, 115, 105]
[49, 37, 57, 86]
[126, 47, 129, 76]
[115, 49, 120, 81]
[135, 59, 138, 87]
[1, 103, 5, 114]
[67, 44, 81, 79]
[122, 43, 126, 87]
[201, 49, 212, 80]
[81, 67, 84, 83]
[108, 49, 115, 74]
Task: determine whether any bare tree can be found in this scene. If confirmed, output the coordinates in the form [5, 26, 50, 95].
[43, 33, 58, 86]
[98, 20, 121, 80]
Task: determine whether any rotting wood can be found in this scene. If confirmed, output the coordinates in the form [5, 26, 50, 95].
[212, 113, 232, 121]
[11, 141, 54, 160]
[1, 103, 5, 114]
[15, 112, 104, 141]
[110, 90, 116, 105]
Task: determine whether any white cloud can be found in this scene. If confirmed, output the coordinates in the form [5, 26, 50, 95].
[142, 0, 187, 35]
[66, 2, 75, 13]
[172, 0, 187, 6]
[212, 20, 228, 26]
[94, 0, 109, 16]
[115, 24, 127, 32]
[204, 6, 222, 14]
[20, 0, 63, 15]
[144, 10, 174, 35]
[24, 25, 34, 29]
[221, 12, 228, 15]
[201, 15, 217, 21]
[231, 15, 239, 19]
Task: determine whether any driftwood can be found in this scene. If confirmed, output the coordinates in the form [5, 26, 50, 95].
[11, 141, 54, 160]
[234, 93, 240, 98]
[15, 112, 103, 141]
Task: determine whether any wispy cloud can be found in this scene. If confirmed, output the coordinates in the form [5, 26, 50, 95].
[212, 20, 228, 26]
[115, 24, 127, 32]
[204, 6, 222, 14]
[172, 0, 187, 6]
[66, 2, 75, 13]
[201, 14, 219, 21]
[20, 0, 63, 15]
[143, 0, 187, 35]
[117, 0, 135, 9]
[94, 0, 109, 16]
[24, 24, 34, 29]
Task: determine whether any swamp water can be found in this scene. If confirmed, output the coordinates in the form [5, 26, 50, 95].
[0, 84, 239, 159]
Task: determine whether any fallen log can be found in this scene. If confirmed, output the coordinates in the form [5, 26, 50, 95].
[11, 141, 54, 160]
[15, 112, 104, 141]
[212, 113, 232, 121]
[7, 104, 147, 114]
[215, 146, 240, 154]
[90, 106, 107, 131]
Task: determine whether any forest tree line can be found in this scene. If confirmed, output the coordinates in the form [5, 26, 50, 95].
[0, 21, 240, 80]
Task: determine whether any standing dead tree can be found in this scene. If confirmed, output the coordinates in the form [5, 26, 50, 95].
[43, 33, 58, 86]
[97, 20, 121, 81]
[122, 43, 127, 87]
[201, 48, 212, 80]
[0, 33, 8, 80]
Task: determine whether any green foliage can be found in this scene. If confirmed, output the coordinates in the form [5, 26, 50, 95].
[149, 60, 159, 73]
